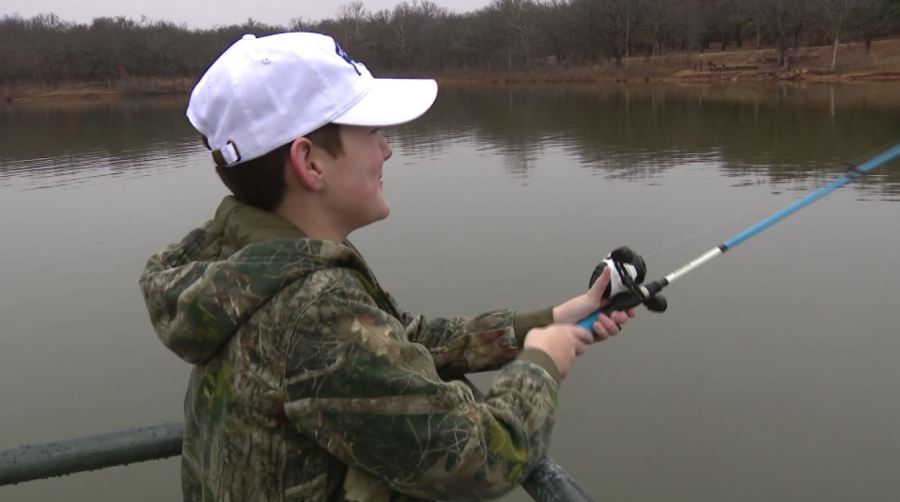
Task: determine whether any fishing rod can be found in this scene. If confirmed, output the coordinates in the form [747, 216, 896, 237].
[577, 142, 900, 331]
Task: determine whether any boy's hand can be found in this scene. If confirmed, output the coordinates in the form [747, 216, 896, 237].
[552, 267, 637, 341]
[523, 325, 595, 380]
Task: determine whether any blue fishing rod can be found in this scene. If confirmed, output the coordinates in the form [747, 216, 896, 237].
[578, 142, 900, 330]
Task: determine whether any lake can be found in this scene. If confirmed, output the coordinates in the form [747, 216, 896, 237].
[1, 82, 899, 501]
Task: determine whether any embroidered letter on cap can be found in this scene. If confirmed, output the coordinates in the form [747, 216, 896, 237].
[334, 42, 361, 76]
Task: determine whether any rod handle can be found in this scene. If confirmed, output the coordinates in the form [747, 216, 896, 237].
[576, 292, 644, 331]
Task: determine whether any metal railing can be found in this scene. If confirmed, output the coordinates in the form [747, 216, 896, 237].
[0, 422, 593, 501]
[0, 423, 183, 486]
[1, 375, 593, 501]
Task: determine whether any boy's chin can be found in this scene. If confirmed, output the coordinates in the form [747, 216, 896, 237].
[357, 206, 390, 230]
[374, 200, 390, 220]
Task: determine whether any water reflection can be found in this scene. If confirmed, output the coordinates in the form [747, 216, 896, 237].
[2, 84, 899, 196]
[0, 98, 199, 190]
[390, 83, 900, 196]
[0, 140, 201, 190]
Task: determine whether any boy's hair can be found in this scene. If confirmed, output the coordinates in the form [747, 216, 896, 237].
[213, 123, 344, 211]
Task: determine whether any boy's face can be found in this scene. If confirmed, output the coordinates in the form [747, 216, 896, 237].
[319, 125, 393, 233]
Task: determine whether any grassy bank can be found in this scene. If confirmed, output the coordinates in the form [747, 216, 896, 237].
[3, 38, 898, 103]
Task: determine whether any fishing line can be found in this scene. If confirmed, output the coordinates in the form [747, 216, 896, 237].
[643, 142, 898, 260]
[643, 192, 781, 260]
[578, 141, 900, 330]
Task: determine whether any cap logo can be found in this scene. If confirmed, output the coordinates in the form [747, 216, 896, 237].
[335, 42, 361, 76]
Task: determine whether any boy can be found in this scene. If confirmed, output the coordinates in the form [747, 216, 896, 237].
[140, 32, 633, 501]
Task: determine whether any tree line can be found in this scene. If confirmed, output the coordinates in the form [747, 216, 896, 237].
[2, 0, 899, 87]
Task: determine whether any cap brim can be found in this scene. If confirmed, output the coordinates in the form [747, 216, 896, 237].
[331, 78, 438, 127]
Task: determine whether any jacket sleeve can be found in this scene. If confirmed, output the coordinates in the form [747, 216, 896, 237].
[283, 282, 559, 501]
[400, 302, 554, 376]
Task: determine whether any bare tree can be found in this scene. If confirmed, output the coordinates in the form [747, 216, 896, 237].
[850, 0, 898, 53]
[567, 0, 605, 62]
[814, 0, 855, 70]
[288, 17, 309, 32]
[591, 0, 650, 66]
[489, 0, 539, 70]
[383, 1, 449, 70]
[644, 0, 681, 56]
[336, 1, 368, 51]
[757, 0, 811, 68]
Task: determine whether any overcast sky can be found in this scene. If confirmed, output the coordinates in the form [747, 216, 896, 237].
[2, 0, 494, 28]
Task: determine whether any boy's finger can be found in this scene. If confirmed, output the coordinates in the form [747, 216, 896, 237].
[572, 327, 594, 344]
[610, 311, 629, 325]
[597, 314, 620, 336]
[591, 321, 609, 341]
[591, 266, 611, 291]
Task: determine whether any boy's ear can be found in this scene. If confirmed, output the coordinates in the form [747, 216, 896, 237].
[286, 137, 324, 191]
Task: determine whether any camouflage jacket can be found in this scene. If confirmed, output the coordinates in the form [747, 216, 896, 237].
[140, 196, 560, 501]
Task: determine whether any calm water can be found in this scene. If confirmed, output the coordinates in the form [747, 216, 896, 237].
[1, 84, 899, 501]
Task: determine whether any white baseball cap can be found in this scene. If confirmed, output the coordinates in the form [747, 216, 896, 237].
[186, 32, 438, 168]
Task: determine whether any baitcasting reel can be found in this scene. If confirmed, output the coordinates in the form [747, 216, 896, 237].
[589, 246, 667, 314]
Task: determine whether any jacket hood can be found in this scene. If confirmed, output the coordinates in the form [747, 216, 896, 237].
[139, 196, 366, 364]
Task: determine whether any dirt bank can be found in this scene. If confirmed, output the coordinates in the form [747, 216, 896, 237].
[436, 38, 900, 85]
[1, 78, 194, 104]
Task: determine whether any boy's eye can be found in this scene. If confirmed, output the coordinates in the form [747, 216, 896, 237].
[371, 128, 381, 134]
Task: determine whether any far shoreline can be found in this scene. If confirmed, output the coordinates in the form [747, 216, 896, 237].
[3, 39, 899, 104]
